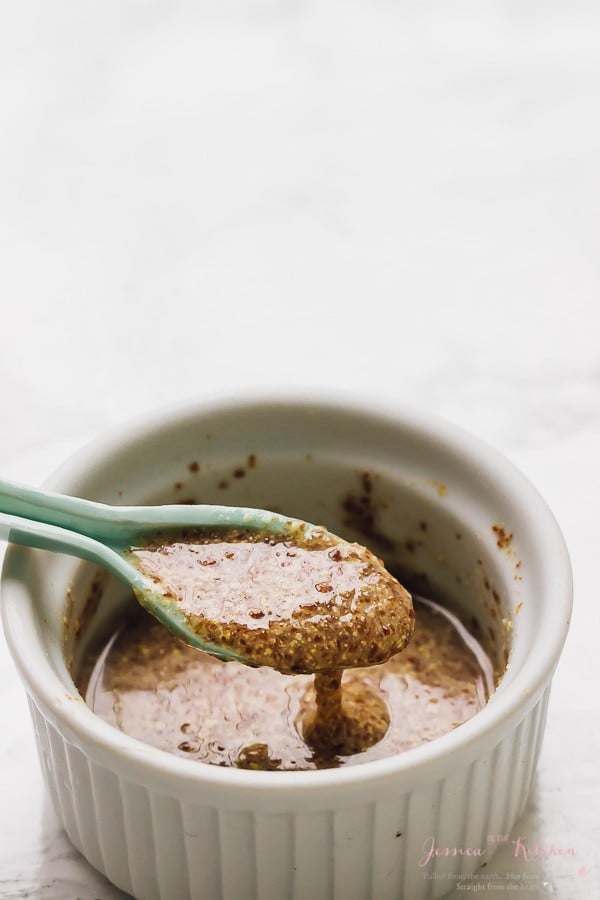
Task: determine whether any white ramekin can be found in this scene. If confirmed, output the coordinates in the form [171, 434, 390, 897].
[0, 392, 572, 900]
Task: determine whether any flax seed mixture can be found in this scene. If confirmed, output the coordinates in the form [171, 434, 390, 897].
[79, 523, 491, 769]
[124, 526, 415, 674]
[81, 598, 490, 769]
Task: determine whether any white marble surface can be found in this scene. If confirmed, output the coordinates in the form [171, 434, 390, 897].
[1, 1, 599, 897]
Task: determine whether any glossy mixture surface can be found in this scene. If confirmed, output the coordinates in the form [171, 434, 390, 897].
[125, 525, 414, 674]
[80, 598, 492, 770]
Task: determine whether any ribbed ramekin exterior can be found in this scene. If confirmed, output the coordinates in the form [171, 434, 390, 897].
[28, 687, 550, 900]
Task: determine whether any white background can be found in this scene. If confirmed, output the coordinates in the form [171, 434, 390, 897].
[0, 1, 599, 897]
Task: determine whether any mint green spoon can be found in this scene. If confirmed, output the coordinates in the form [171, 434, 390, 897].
[0, 478, 304, 665]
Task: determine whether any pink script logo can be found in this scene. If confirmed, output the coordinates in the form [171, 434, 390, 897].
[511, 836, 577, 862]
[419, 837, 486, 867]
[419, 834, 579, 868]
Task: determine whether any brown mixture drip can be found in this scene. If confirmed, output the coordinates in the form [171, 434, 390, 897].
[125, 526, 414, 675]
[80, 599, 491, 770]
[304, 671, 390, 755]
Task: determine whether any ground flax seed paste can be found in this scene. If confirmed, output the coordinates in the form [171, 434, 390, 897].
[81, 526, 492, 770]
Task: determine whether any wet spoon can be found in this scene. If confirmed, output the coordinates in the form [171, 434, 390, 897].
[0, 478, 308, 664]
[0, 478, 413, 670]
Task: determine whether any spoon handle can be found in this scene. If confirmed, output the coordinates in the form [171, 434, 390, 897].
[0, 478, 299, 545]
[0, 479, 187, 543]
[0, 510, 135, 583]
[0, 478, 129, 541]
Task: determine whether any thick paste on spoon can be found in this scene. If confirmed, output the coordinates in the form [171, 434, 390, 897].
[122, 525, 414, 755]
[124, 525, 415, 674]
